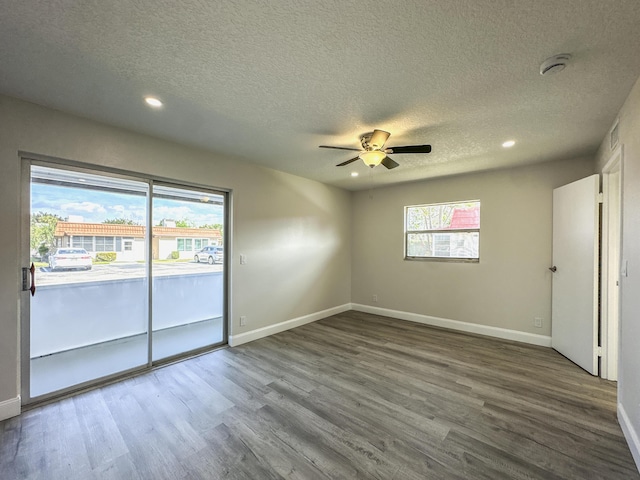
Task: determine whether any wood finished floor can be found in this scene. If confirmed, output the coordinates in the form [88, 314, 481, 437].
[1, 311, 638, 479]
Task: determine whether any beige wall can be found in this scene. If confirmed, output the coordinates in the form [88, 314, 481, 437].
[351, 157, 594, 336]
[595, 74, 640, 465]
[0, 95, 352, 406]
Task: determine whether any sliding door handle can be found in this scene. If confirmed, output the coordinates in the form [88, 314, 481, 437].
[22, 263, 36, 296]
[30, 263, 36, 296]
[549, 266, 557, 273]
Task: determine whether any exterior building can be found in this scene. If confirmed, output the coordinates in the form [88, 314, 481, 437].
[53, 222, 222, 261]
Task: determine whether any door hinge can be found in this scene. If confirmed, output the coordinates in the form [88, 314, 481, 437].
[597, 346, 603, 357]
[598, 192, 604, 204]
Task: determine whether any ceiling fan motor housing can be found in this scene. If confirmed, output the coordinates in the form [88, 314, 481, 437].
[360, 133, 374, 150]
[361, 130, 391, 150]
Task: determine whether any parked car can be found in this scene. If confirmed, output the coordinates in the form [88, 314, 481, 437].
[49, 248, 92, 271]
[194, 246, 223, 264]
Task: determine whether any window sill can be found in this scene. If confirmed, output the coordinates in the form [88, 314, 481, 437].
[404, 256, 479, 263]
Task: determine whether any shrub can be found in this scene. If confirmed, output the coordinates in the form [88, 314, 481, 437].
[95, 252, 117, 262]
[170, 251, 180, 260]
[38, 244, 50, 258]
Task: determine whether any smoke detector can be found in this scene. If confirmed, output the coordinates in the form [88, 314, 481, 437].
[539, 53, 572, 75]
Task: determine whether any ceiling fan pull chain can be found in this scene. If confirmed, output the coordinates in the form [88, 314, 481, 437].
[368, 167, 374, 199]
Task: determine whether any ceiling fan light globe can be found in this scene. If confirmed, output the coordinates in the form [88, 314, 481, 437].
[359, 150, 386, 167]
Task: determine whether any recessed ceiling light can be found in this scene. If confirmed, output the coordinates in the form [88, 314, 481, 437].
[144, 96, 163, 108]
[351, 172, 359, 177]
[502, 140, 515, 148]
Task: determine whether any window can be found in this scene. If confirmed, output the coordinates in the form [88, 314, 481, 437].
[123, 238, 133, 251]
[177, 238, 193, 251]
[405, 200, 480, 261]
[95, 236, 115, 252]
[194, 238, 210, 250]
[71, 236, 93, 251]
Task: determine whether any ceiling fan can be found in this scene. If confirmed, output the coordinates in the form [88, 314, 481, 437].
[319, 129, 431, 169]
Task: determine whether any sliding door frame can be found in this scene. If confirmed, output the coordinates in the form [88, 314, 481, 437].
[20, 152, 230, 406]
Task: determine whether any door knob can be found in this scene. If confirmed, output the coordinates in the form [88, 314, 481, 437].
[549, 266, 557, 273]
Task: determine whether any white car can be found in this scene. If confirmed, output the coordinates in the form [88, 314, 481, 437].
[49, 248, 93, 271]
[194, 246, 224, 264]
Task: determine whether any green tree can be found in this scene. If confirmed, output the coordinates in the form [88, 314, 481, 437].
[30, 212, 65, 255]
[175, 219, 195, 228]
[103, 218, 140, 225]
[200, 223, 223, 232]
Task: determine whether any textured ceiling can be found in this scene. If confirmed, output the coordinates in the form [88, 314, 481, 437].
[1, 0, 640, 190]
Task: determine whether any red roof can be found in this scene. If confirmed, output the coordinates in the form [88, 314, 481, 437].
[449, 206, 480, 229]
[54, 222, 221, 238]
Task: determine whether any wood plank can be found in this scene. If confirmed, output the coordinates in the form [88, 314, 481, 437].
[1, 311, 638, 479]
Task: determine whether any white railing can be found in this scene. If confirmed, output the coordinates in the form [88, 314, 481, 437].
[30, 272, 224, 357]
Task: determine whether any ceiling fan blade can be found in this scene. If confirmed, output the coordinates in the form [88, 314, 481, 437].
[319, 145, 361, 152]
[369, 129, 391, 149]
[381, 156, 399, 170]
[387, 144, 432, 154]
[336, 156, 360, 167]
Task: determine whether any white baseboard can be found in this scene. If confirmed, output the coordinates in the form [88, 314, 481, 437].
[0, 396, 21, 421]
[229, 304, 351, 347]
[619, 403, 640, 473]
[229, 303, 552, 348]
[351, 304, 552, 347]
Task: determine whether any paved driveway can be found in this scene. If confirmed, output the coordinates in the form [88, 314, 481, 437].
[35, 261, 223, 286]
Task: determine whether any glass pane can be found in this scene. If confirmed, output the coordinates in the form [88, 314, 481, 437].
[407, 232, 479, 259]
[152, 185, 225, 361]
[29, 165, 149, 398]
[407, 201, 480, 231]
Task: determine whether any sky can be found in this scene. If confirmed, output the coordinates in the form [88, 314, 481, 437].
[31, 183, 224, 227]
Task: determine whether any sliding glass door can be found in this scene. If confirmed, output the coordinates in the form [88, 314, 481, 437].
[24, 162, 227, 402]
[28, 165, 150, 398]
[151, 184, 225, 361]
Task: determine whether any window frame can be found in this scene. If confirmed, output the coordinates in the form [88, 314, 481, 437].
[176, 237, 194, 252]
[404, 200, 480, 263]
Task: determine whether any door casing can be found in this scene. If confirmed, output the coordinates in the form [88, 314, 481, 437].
[601, 145, 623, 381]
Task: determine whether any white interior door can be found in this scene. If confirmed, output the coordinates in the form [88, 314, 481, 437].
[551, 174, 600, 375]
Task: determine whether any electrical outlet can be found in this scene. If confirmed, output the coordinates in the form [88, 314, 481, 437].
[240, 315, 247, 326]
[534, 317, 543, 328]
[372, 294, 378, 303]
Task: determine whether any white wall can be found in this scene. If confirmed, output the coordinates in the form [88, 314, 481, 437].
[351, 157, 594, 338]
[595, 75, 640, 469]
[158, 237, 180, 260]
[0, 95, 352, 412]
